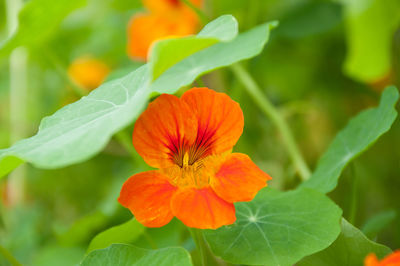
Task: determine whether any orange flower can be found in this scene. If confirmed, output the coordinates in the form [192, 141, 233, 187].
[68, 57, 110, 91]
[365, 251, 400, 266]
[119, 88, 272, 229]
[127, 0, 201, 60]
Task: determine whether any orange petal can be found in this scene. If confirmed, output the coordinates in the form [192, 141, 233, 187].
[181, 88, 244, 157]
[143, 0, 202, 14]
[380, 250, 400, 265]
[364, 253, 380, 266]
[132, 94, 198, 168]
[211, 153, 272, 203]
[118, 171, 177, 227]
[67, 57, 110, 90]
[171, 187, 236, 229]
[127, 12, 198, 61]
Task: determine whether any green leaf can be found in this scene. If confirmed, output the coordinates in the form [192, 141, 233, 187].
[341, 0, 400, 82]
[87, 219, 145, 253]
[0, 0, 87, 56]
[204, 188, 342, 266]
[301, 86, 399, 193]
[0, 16, 276, 178]
[298, 219, 392, 266]
[361, 210, 397, 240]
[151, 21, 278, 94]
[80, 244, 193, 266]
[149, 15, 238, 80]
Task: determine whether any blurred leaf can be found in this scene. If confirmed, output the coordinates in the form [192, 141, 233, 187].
[0, 17, 277, 178]
[58, 211, 108, 246]
[298, 219, 392, 266]
[151, 21, 278, 94]
[204, 188, 342, 266]
[341, 0, 400, 82]
[33, 246, 85, 266]
[301, 86, 399, 193]
[149, 14, 238, 80]
[87, 219, 145, 253]
[80, 244, 193, 266]
[277, 2, 342, 38]
[0, 0, 87, 57]
[361, 210, 397, 240]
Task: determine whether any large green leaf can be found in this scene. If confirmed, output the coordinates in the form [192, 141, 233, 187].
[301, 86, 399, 193]
[0, 16, 276, 178]
[0, 0, 87, 56]
[80, 244, 192, 266]
[341, 0, 400, 82]
[204, 188, 342, 266]
[87, 219, 145, 253]
[149, 15, 238, 80]
[298, 219, 392, 266]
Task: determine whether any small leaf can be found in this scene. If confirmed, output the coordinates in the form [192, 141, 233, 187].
[87, 219, 145, 253]
[301, 86, 399, 193]
[80, 244, 193, 266]
[149, 15, 238, 80]
[151, 21, 278, 94]
[204, 188, 342, 266]
[298, 219, 392, 266]
[361, 210, 397, 240]
[0, 0, 87, 56]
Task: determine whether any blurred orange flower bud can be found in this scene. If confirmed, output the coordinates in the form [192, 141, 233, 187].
[365, 251, 400, 266]
[68, 57, 110, 91]
[127, 0, 202, 61]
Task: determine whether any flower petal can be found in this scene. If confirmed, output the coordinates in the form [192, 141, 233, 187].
[381, 251, 400, 265]
[171, 187, 236, 229]
[118, 171, 177, 227]
[181, 88, 244, 157]
[132, 93, 198, 168]
[211, 153, 272, 203]
[127, 13, 198, 61]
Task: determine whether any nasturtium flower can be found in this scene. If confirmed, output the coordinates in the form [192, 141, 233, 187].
[67, 57, 110, 91]
[365, 251, 400, 266]
[119, 88, 272, 229]
[127, 0, 201, 61]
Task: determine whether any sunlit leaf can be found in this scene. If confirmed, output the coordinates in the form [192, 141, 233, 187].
[204, 188, 342, 266]
[0, 0, 87, 56]
[301, 86, 399, 193]
[340, 0, 400, 82]
[0, 16, 276, 178]
[80, 244, 193, 266]
[149, 14, 238, 80]
[87, 219, 145, 253]
[298, 219, 392, 266]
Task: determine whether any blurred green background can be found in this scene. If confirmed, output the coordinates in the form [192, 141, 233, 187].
[0, 0, 399, 265]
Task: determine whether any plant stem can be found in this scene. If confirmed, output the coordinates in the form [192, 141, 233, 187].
[0, 245, 22, 266]
[230, 63, 311, 181]
[180, 0, 209, 25]
[115, 130, 143, 164]
[189, 228, 207, 266]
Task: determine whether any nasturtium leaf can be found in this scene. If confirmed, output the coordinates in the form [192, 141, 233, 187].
[151, 21, 278, 94]
[301, 86, 399, 193]
[0, 16, 277, 178]
[204, 188, 342, 266]
[149, 15, 238, 80]
[361, 210, 397, 240]
[80, 244, 193, 266]
[340, 0, 400, 82]
[298, 219, 392, 266]
[0, 0, 87, 57]
[87, 219, 145, 253]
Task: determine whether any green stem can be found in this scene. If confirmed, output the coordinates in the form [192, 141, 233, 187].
[0, 245, 22, 266]
[189, 228, 207, 266]
[180, 0, 209, 24]
[114, 130, 143, 164]
[230, 63, 311, 181]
